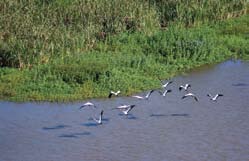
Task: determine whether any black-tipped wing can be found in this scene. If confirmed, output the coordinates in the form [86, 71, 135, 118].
[214, 94, 223, 100]
[79, 105, 85, 109]
[181, 95, 187, 99]
[126, 106, 135, 114]
[130, 105, 136, 108]
[108, 93, 113, 98]
[193, 96, 198, 102]
[162, 89, 172, 96]
[162, 81, 173, 88]
[182, 93, 198, 102]
[145, 90, 154, 98]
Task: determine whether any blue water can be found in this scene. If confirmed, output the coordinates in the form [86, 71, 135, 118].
[0, 60, 249, 161]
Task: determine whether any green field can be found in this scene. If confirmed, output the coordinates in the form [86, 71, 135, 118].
[0, 0, 248, 101]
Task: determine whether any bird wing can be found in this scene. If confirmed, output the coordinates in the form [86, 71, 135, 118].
[188, 93, 198, 101]
[165, 89, 172, 93]
[166, 81, 173, 86]
[85, 102, 95, 106]
[181, 95, 187, 99]
[116, 105, 129, 109]
[92, 117, 99, 123]
[79, 105, 85, 109]
[162, 91, 167, 96]
[99, 111, 103, 122]
[214, 94, 223, 100]
[145, 90, 154, 98]
[126, 106, 134, 113]
[163, 80, 173, 87]
[162, 89, 168, 96]
[116, 91, 121, 95]
[132, 95, 143, 99]
[79, 103, 96, 109]
[108, 93, 113, 98]
[193, 96, 198, 102]
[182, 93, 198, 101]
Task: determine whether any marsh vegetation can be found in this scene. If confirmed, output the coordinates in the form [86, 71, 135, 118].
[0, 0, 248, 101]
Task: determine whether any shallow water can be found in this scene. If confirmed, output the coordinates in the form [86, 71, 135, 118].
[0, 60, 249, 161]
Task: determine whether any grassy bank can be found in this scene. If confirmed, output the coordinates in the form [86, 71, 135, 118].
[0, 1, 248, 101]
[0, 14, 248, 102]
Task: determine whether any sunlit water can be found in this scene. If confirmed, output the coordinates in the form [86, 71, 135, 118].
[0, 60, 249, 161]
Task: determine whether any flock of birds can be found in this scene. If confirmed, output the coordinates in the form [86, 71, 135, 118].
[79, 80, 223, 125]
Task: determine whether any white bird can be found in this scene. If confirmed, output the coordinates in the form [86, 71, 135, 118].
[179, 84, 191, 91]
[114, 104, 136, 110]
[207, 94, 223, 101]
[121, 106, 135, 115]
[132, 90, 154, 100]
[108, 90, 121, 98]
[161, 80, 173, 88]
[79, 102, 96, 109]
[159, 89, 172, 96]
[182, 93, 198, 102]
[92, 110, 104, 124]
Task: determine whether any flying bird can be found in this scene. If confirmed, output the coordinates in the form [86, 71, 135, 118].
[92, 110, 104, 124]
[158, 89, 172, 96]
[113, 104, 136, 110]
[182, 93, 198, 102]
[132, 90, 154, 100]
[207, 94, 223, 101]
[179, 84, 191, 91]
[121, 106, 135, 115]
[108, 90, 121, 98]
[79, 102, 96, 109]
[160, 80, 173, 88]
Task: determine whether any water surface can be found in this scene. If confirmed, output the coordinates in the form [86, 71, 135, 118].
[0, 60, 249, 161]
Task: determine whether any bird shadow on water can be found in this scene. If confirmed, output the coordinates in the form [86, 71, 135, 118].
[232, 83, 248, 87]
[59, 132, 91, 138]
[82, 117, 110, 127]
[150, 114, 169, 117]
[118, 113, 138, 120]
[150, 113, 190, 118]
[42, 124, 71, 130]
[82, 122, 99, 127]
[171, 113, 190, 117]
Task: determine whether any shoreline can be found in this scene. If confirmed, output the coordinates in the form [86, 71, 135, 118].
[0, 15, 248, 102]
[0, 58, 246, 103]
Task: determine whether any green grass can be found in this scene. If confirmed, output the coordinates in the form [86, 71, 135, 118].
[215, 15, 249, 60]
[0, 1, 248, 101]
[0, 15, 248, 102]
[0, 0, 248, 67]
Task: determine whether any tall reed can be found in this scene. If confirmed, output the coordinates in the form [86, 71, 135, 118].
[0, 0, 247, 68]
